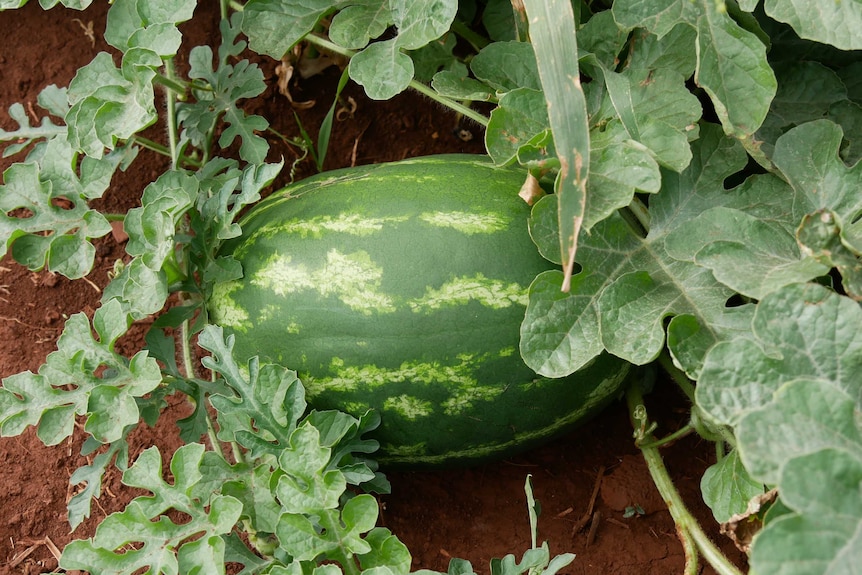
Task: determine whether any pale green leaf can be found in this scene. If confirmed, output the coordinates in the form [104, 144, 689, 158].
[242, 0, 337, 58]
[625, 24, 697, 78]
[577, 10, 627, 69]
[0, 99, 65, 156]
[276, 424, 346, 513]
[179, 19, 270, 163]
[105, 0, 197, 56]
[701, 449, 765, 523]
[390, 0, 457, 50]
[100, 257, 169, 319]
[59, 444, 242, 575]
[276, 493, 377, 561]
[694, 6, 776, 137]
[764, 0, 862, 50]
[0, 158, 112, 279]
[665, 204, 829, 299]
[0, 299, 161, 445]
[66, 49, 161, 158]
[751, 449, 862, 575]
[485, 88, 548, 166]
[359, 528, 412, 574]
[612, 0, 698, 38]
[470, 41, 541, 93]
[199, 325, 307, 460]
[329, 1, 392, 49]
[431, 70, 495, 101]
[772, 120, 862, 219]
[522, 125, 756, 377]
[596, 66, 701, 172]
[124, 170, 197, 270]
[348, 38, 414, 100]
[698, 283, 862, 428]
[698, 283, 862, 574]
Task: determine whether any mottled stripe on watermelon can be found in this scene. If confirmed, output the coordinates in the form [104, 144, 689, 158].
[208, 155, 629, 468]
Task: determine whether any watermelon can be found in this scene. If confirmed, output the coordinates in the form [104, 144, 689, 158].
[207, 155, 629, 468]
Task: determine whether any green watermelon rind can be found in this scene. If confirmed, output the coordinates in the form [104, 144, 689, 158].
[208, 154, 629, 468]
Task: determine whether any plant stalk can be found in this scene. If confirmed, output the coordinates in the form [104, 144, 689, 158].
[626, 384, 744, 575]
[163, 58, 181, 169]
[302, 34, 490, 127]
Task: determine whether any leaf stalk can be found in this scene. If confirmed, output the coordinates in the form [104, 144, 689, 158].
[626, 384, 743, 575]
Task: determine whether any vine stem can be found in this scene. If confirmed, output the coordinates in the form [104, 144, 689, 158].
[163, 58, 181, 169]
[301, 34, 490, 128]
[626, 384, 744, 575]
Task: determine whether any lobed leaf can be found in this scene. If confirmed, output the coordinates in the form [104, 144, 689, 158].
[66, 49, 161, 158]
[698, 283, 862, 573]
[60, 444, 243, 575]
[763, 0, 862, 51]
[199, 325, 307, 460]
[522, 125, 757, 378]
[242, 0, 338, 58]
[614, 0, 776, 138]
[0, 299, 161, 445]
[179, 16, 270, 164]
[104, 0, 197, 57]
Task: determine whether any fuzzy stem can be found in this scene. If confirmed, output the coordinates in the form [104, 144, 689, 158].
[627, 384, 744, 575]
[128, 136, 202, 168]
[152, 73, 190, 97]
[163, 59, 181, 169]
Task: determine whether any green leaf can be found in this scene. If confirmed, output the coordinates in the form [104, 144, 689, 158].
[0, 158, 113, 279]
[0, 299, 162, 444]
[470, 41, 540, 93]
[577, 10, 627, 69]
[345, 0, 457, 100]
[277, 492, 378, 561]
[124, 170, 197, 270]
[348, 38, 415, 101]
[594, 66, 701, 172]
[522, 125, 756, 378]
[485, 88, 549, 166]
[179, 16, 270, 163]
[694, 5, 776, 137]
[67, 440, 128, 530]
[664, 121, 862, 299]
[750, 449, 862, 575]
[390, 0, 458, 50]
[612, 0, 699, 38]
[276, 424, 346, 514]
[613, 0, 776, 137]
[523, 0, 590, 289]
[358, 528, 412, 574]
[60, 444, 242, 575]
[200, 325, 307, 460]
[242, 0, 337, 58]
[431, 69, 495, 101]
[700, 449, 765, 523]
[101, 257, 169, 319]
[329, 1, 393, 50]
[624, 24, 697, 79]
[104, 0, 197, 56]
[698, 283, 862, 428]
[698, 283, 862, 574]
[764, 0, 862, 50]
[0, 98, 66, 156]
[195, 452, 283, 534]
[66, 49, 161, 158]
